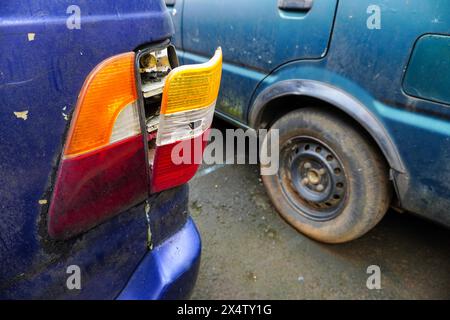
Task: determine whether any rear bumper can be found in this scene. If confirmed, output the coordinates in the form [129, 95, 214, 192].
[116, 217, 201, 300]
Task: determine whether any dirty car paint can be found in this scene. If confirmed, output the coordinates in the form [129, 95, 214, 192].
[174, 0, 450, 227]
[0, 0, 200, 299]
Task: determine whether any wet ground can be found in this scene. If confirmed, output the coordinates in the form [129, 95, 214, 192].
[188, 119, 450, 300]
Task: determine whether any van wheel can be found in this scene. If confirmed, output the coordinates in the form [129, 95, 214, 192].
[261, 108, 392, 243]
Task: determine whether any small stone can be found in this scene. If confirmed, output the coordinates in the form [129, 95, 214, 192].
[246, 271, 257, 281]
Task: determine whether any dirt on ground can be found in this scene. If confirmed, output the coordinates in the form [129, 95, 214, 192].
[188, 121, 450, 300]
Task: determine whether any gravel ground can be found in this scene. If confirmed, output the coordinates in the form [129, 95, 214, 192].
[188, 120, 450, 300]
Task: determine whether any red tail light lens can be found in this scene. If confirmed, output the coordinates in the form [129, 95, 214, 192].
[151, 130, 210, 193]
[48, 136, 147, 238]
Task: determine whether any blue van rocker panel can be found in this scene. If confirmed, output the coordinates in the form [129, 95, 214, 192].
[173, 0, 450, 227]
[0, 0, 200, 299]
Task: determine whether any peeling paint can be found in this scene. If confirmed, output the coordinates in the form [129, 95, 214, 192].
[27, 33, 35, 41]
[144, 201, 153, 250]
[61, 106, 69, 120]
[13, 111, 28, 120]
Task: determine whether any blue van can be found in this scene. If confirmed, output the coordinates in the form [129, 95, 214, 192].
[171, 0, 450, 243]
[0, 0, 222, 299]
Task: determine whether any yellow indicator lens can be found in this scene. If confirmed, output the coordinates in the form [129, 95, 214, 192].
[161, 48, 222, 115]
[65, 52, 137, 157]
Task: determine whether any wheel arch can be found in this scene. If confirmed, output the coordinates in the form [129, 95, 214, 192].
[248, 79, 406, 173]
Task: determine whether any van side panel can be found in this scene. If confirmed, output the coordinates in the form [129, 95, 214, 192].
[250, 0, 450, 226]
[180, 0, 338, 121]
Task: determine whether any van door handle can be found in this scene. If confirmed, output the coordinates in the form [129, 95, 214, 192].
[278, 0, 313, 11]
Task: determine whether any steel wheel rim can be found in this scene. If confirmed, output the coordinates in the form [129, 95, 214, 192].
[278, 136, 348, 221]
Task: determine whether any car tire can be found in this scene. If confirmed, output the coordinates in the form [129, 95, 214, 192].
[261, 108, 392, 243]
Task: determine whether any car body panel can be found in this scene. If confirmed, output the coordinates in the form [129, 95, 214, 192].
[179, 0, 338, 122]
[1, 0, 201, 299]
[181, 0, 337, 70]
[174, 0, 450, 226]
[117, 217, 201, 300]
[165, 0, 183, 49]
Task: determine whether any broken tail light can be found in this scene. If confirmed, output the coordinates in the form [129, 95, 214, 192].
[150, 48, 222, 193]
[48, 48, 222, 239]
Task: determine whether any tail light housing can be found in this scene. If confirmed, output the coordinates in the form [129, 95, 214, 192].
[48, 47, 222, 239]
[151, 48, 222, 193]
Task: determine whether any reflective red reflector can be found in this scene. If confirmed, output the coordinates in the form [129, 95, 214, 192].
[150, 130, 209, 193]
[48, 136, 147, 239]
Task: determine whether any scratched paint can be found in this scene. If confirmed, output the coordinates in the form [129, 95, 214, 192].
[13, 111, 28, 120]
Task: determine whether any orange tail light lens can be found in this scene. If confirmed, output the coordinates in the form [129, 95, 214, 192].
[160, 47, 222, 115]
[64, 52, 138, 157]
[156, 48, 222, 146]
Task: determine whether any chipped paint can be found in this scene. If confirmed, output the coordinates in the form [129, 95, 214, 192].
[13, 111, 28, 120]
[27, 33, 35, 41]
[144, 201, 153, 250]
[38, 199, 48, 205]
[61, 106, 69, 120]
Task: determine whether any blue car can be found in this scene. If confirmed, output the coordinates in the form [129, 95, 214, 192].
[0, 0, 222, 299]
[171, 0, 450, 243]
